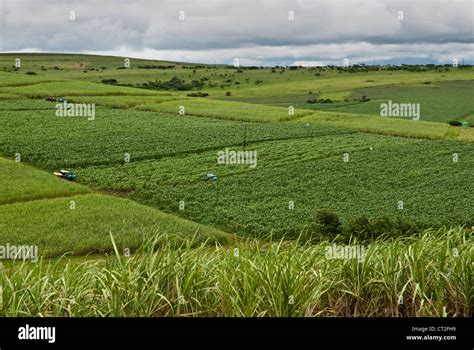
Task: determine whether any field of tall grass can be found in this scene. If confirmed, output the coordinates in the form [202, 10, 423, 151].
[1, 227, 471, 317]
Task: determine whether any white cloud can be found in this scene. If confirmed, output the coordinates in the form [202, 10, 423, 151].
[0, 0, 472, 65]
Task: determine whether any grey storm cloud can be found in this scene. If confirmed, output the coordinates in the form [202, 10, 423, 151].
[0, 0, 472, 65]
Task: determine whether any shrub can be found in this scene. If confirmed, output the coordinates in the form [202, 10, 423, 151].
[346, 215, 370, 235]
[101, 79, 118, 85]
[315, 210, 342, 235]
[226, 91, 232, 96]
[186, 92, 209, 97]
[448, 120, 462, 126]
[393, 217, 420, 235]
[25, 71, 37, 75]
[137, 77, 204, 91]
[370, 216, 392, 237]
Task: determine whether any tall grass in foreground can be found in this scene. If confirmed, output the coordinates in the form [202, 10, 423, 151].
[0, 227, 471, 317]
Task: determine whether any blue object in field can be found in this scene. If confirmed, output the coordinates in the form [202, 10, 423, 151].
[462, 121, 469, 127]
[206, 173, 217, 183]
[59, 170, 76, 181]
[57, 98, 64, 103]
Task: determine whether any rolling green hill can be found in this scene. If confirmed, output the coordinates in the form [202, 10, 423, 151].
[0, 53, 472, 248]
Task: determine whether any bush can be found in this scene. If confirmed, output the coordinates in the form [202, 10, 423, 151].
[25, 71, 37, 75]
[101, 79, 118, 85]
[370, 216, 392, 236]
[315, 210, 342, 235]
[226, 91, 232, 96]
[346, 215, 370, 235]
[138, 77, 204, 91]
[448, 120, 462, 126]
[393, 217, 420, 235]
[186, 92, 209, 97]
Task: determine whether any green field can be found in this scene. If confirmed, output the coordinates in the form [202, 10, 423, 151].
[0, 53, 472, 317]
[75, 133, 473, 237]
[293, 80, 474, 123]
[0, 157, 90, 204]
[0, 157, 232, 257]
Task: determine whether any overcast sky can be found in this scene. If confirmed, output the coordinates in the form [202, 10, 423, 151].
[0, 0, 472, 66]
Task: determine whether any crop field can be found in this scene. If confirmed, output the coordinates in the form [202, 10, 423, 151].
[0, 102, 349, 168]
[295, 111, 474, 142]
[0, 194, 231, 257]
[135, 98, 314, 122]
[294, 80, 474, 123]
[0, 53, 472, 318]
[0, 157, 90, 204]
[0, 156, 231, 257]
[75, 133, 473, 237]
[0, 79, 162, 98]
